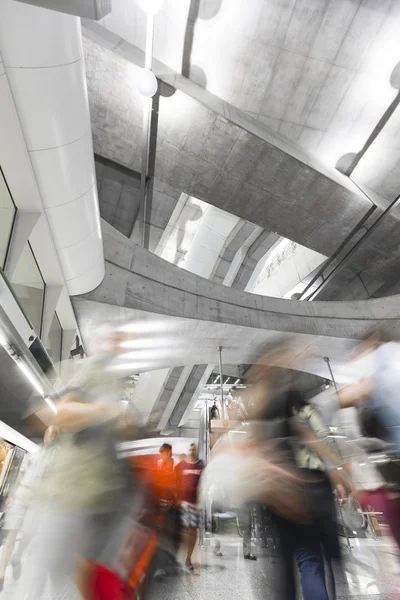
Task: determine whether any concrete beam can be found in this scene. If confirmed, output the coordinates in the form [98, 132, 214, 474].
[81, 28, 373, 256]
[146, 366, 185, 431]
[74, 221, 400, 381]
[234, 231, 281, 291]
[168, 364, 213, 428]
[82, 27, 400, 300]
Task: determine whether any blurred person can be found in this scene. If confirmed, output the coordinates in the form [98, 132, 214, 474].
[237, 503, 256, 560]
[177, 453, 187, 465]
[24, 361, 134, 600]
[210, 400, 220, 421]
[225, 390, 233, 420]
[319, 328, 400, 554]
[157, 443, 175, 507]
[336, 328, 400, 453]
[176, 443, 204, 571]
[273, 390, 349, 600]
[244, 340, 353, 600]
[153, 444, 181, 581]
[0, 425, 59, 593]
[209, 400, 220, 433]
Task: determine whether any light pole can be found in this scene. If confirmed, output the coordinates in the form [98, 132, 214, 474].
[136, 0, 162, 247]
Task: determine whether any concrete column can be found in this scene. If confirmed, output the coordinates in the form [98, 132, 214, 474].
[40, 284, 63, 348]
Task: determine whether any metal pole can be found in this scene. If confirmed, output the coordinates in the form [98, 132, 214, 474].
[298, 205, 376, 301]
[323, 356, 338, 391]
[137, 12, 155, 248]
[323, 356, 352, 550]
[138, 99, 151, 247]
[305, 193, 400, 301]
[218, 346, 225, 420]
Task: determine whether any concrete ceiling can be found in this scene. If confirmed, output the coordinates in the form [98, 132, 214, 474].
[74, 296, 360, 383]
[96, 0, 400, 207]
[82, 7, 400, 302]
[73, 221, 400, 383]
[77, 2, 400, 428]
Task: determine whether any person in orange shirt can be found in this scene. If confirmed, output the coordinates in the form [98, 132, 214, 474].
[157, 444, 176, 508]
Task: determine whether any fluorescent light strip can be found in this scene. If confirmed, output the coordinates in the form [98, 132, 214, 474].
[18, 362, 58, 414]
[0, 419, 38, 453]
[17, 361, 44, 396]
[44, 396, 58, 415]
[0, 331, 58, 415]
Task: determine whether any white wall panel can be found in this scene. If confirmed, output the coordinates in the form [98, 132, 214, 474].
[58, 226, 103, 281]
[66, 257, 105, 296]
[0, 2, 81, 67]
[6, 63, 90, 151]
[45, 186, 100, 250]
[29, 132, 95, 207]
[0, 0, 104, 295]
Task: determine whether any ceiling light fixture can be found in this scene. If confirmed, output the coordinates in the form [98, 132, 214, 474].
[112, 362, 154, 371]
[122, 349, 171, 361]
[137, 68, 158, 98]
[0, 419, 38, 453]
[119, 320, 175, 334]
[17, 360, 44, 396]
[0, 330, 57, 415]
[120, 337, 174, 350]
[138, 0, 163, 15]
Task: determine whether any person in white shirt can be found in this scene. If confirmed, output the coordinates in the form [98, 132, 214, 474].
[0, 425, 59, 592]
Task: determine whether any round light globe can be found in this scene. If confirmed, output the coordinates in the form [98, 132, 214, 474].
[137, 68, 158, 97]
[138, 0, 164, 14]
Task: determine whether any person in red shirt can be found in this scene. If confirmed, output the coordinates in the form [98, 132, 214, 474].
[175, 444, 204, 571]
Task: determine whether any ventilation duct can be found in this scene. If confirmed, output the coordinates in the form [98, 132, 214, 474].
[15, 0, 111, 20]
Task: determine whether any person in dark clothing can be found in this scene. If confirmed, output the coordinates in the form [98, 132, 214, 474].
[210, 401, 220, 420]
[209, 401, 220, 433]
[245, 342, 352, 600]
[264, 390, 349, 600]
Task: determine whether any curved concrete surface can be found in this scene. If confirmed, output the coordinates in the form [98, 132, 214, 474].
[73, 221, 400, 381]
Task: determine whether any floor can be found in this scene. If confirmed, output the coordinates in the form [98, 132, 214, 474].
[3, 534, 400, 599]
[147, 535, 400, 600]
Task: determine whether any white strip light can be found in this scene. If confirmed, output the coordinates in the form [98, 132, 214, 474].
[44, 396, 58, 415]
[17, 361, 44, 396]
[0, 332, 57, 415]
[17, 362, 57, 414]
[0, 420, 38, 453]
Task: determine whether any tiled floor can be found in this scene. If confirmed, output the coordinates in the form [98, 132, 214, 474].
[3, 534, 400, 599]
[147, 535, 400, 600]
